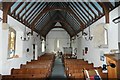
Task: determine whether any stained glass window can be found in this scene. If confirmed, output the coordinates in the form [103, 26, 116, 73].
[8, 27, 16, 58]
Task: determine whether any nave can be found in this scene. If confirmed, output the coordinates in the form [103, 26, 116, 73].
[0, 1, 120, 80]
[2, 53, 108, 80]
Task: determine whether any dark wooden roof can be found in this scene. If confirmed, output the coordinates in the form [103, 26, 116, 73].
[1, 1, 120, 37]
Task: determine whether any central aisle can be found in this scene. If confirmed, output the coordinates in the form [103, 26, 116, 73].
[50, 57, 67, 79]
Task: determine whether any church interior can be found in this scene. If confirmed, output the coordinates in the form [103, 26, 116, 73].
[0, 0, 120, 80]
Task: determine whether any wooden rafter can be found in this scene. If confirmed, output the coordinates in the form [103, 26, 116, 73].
[11, 2, 23, 16]
[83, 2, 97, 18]
[50, 2, 55, 7]
[60, 22, 74, 37]
[69, 2, 87, 30]
[89, 2, 103, 16]
[21, 2, 36, 20]
[35, 13, 49, 28]
[43, 20, 76, 36]
[29, 3, 52, 23]
[41, 22, 56, 37]
[69, 2, 88, 24]
[67, 13, 80, 28]
[16, 2, 30, 19]
[78, 2, 93, 20]
[27, 2, 46, 23]
[61, 3, 69, 19]
[115, 2, 120, 7]
[58, 13, 77, 35]
[31, 7, 84, 32]
[40, 20, 69, 32]
[106, 2, 114, 9]
[39, 17, 76, 37]
[6, 2, 119, 37]
[23, 2, 40, 23]
[67, 6, 84, 29]
[38, 13, 58, 33]
[36, 13, 50, 31]
[61, 2, 67, 8]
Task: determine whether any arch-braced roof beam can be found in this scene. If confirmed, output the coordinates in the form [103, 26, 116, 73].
[97, 2, 109, 23]
[58, 13, 77, 35]
[44, 25, 73, 37]
[30, 7, 85, 32]
[40, 19, 76, 36]
[2, 2, 14, 23]
[38, 12, 58, 34]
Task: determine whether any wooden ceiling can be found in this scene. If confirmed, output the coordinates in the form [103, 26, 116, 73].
[1, 1, 120, 37]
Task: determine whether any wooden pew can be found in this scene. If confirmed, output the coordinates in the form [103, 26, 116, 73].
[20, 64, 50, 69]
[11, 68, 49, 75]
[65, 65, 94, 78]
[68, 73, 84, 80]
[2, 53, 55, 80]
[2, 74, 46, 80]
[83, 67, 108, 79]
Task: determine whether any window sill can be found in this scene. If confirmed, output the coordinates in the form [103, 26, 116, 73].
[98, 44, 108, 48]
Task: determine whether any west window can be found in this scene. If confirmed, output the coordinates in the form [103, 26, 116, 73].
[42, 40, 45, 52]
[57, 39, 60, 48]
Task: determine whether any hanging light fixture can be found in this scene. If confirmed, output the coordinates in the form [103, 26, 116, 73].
[83, 2, 93, 41]
[84, 26, 93, 41]
[21, 2, 30, 41]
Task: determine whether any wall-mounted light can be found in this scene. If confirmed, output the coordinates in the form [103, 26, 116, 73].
[82, 31, 87, 36]
[27, 32, 31, 36]
[84, 35, 93, 41]
[82, 29, 93, 41]
[113, 16, 120, 24]
[36, 34, 39, 37]
[21, 36, 29, 41]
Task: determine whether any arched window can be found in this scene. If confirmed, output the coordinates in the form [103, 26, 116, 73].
[8, 27, 16, 58]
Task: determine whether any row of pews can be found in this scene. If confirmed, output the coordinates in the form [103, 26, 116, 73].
[63, 58, 108, 80]
[2, 53, 55, 80]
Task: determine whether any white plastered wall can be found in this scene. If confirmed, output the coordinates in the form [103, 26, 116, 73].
[0, 10, 42, 75]
[73, 6, 119, 67]
[46, 28, 70, 53]
[0, 10, 3, 74]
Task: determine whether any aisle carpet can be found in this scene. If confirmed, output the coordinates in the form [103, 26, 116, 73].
[50, 57, 67, 80]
